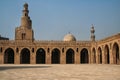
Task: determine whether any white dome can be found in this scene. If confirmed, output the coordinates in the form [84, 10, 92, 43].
[63, 33, 76, 41]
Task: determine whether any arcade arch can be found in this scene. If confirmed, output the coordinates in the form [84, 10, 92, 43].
[80, 48, 89, 64]
[20, 48, 30, 64]
[4, 48, 14, 64]
[98, 47, 102, 64]
[112, 43, 119, 64]
[66, 48, 74, 64]
[92, 48, 96, 63]
[36, 48, 46, 64]
[51, 48, 60, 64]
[104, 45, 110, 64]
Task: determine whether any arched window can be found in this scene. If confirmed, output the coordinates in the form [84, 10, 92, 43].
[62, 48, 64, 53]
[32, 48, 34, 53]
[21, 33, 26, 40]
[47, 48, 50, 53]
[16, 48, 19, 53]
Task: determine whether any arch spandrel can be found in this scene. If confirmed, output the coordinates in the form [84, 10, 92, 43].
[80, 47, 90, 55]
[20, 47, 31, 52]
[3, 47, 15, 54]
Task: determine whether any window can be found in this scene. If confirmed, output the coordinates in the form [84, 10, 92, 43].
[48, 48, 50, 53]
[25, 13, 27, 16]
[76, 48, 78, 52]
[32, 48, 34, 53]
[16, 48, 19, 53]
[62, 48, 64, 53]
[22, 33, 26, 40]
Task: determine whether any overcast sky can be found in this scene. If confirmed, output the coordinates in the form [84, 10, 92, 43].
[0, 0, 120, 40]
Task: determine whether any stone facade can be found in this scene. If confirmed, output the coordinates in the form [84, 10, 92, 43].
[0, 3, 120, 64]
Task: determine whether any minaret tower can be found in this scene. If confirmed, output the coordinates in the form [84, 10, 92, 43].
[90, 24, 95, 41]
[15, 3, 34, 41]
[21, 3, 32, 29]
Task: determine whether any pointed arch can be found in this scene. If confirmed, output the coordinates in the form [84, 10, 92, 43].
[66, 48, 74, 64]
[112, 42, 119, 64]
[104, 45, 110, 64]
[36, 48, 46, 64]
[80, 48, 89, 64]
[92, 48, 96, 63]
[20, 48, 30, 64]
[4, 48, 14, 64]
[98, 47, 102, 64]
[51, 48, 60, 64]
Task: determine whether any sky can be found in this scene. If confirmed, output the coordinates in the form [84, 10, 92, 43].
[0, 0, 120, 40]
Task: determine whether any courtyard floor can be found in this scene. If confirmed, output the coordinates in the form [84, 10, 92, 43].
[0, 64, 120, 80]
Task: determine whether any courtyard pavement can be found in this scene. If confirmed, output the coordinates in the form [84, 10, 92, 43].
[0, 64, 120, 80]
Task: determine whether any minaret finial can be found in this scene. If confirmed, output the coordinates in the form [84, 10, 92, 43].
[22, 3, 29, 17]
[92, 24, 94, 27]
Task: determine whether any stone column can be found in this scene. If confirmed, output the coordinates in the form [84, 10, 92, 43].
[110, 49, 114, 64]
[97, 53, 100, 64]
[15, 52, 20, 64]
[30, 52, 36, 64]
[0, 52, 3, 64]
[75, 52, 80, 64]
[46, 50, 51, 64]
[88, 51, 91, 64]
[90, 51, 93, 64]
[102, 50, 105, 64]
[96, 51, 99, 64]
[60, 52, 66, 64]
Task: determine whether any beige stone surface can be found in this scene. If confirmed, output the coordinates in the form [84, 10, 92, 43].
[0, 64, 120, 80]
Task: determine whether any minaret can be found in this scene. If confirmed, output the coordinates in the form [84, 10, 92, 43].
[90, 24, 95, 41]
[15, 3, 34, 41]
[21, 3, 32, 29]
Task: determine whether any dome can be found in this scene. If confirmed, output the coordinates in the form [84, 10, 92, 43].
[63, 33, 76, 41]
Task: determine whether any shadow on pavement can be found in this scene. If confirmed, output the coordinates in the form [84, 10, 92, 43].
[0, 65, 51, 71]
